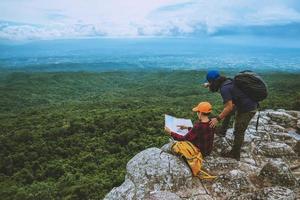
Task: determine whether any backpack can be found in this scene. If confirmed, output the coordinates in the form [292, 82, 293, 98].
[171, 141, 216, 180]
[234, 70, 268, 102]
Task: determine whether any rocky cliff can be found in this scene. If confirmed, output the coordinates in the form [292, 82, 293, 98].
[104, 109, 300, 200]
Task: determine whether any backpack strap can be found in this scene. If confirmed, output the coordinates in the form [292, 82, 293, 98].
[222, 78, 233, 87]
[196, 170, 217, 179]
[195, 153, 217, 180]
[255, 103, 260, 131]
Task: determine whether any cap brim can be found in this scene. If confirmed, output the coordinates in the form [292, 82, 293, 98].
[192, 107, 198, 112]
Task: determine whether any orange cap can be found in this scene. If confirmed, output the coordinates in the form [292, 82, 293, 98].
[192, 102, 212, 113]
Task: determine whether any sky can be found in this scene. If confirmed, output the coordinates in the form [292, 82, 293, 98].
[0, 0, 300, 41]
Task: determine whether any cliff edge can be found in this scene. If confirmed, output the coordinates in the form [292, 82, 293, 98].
[105, 109, 300, 200]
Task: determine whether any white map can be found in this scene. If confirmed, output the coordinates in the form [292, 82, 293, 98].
[165, 114, 193, 136]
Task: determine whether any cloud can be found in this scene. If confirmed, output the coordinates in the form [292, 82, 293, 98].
[149, 0, 300, 33]
[0, 0, 300, 41]
[46, 13, 69, 21]
[0, 22, 107, 40]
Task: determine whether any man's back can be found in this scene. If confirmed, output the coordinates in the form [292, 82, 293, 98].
[221, 79, 258, 113]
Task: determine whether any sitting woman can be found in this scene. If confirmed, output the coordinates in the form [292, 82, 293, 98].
[165, 102, 215, 157]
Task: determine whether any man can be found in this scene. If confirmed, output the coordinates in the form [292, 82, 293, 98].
[165, 101, 215, 157]
[204, 70, 257, 161]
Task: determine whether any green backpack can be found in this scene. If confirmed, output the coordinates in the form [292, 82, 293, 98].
[234, 70, 268, 102]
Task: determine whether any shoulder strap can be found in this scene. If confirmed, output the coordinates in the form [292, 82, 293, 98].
[255, 104, 260, 131]
[222, 78, 233, 87]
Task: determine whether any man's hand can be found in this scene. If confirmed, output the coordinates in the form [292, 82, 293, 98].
[209, 118, 219, 128]
[164, 126, 172, 135]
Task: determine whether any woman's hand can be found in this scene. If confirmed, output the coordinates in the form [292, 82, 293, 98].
[177, 125, 189, 130]
[209, 118, 219, 128]
[164, 126, 172, 135]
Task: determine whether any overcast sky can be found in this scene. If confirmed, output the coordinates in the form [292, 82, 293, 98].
[1, 0, 300, 41]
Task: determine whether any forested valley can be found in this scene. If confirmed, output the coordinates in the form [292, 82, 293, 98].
[0, 70, 299, 199]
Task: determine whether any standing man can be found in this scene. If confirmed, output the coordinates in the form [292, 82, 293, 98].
[204, 70, 257, 161]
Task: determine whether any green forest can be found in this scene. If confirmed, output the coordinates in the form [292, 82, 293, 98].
[0, 70, 300, 199]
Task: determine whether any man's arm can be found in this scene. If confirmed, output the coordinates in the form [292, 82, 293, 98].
[209, 100, 234, 128]
[218, 100, 234, 120]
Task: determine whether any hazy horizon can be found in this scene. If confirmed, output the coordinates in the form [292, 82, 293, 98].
[0, 37, 300, 73]
[1, 1, 300, 72]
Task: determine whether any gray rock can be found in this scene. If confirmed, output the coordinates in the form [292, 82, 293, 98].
[203, 156, 239, 176]
[211, 169, 254, 199]
[175, 178, 212, 199]
[254, 186, 296, 200]
[259, 160, 298, 188]
[267, 111, 297, 128]
[236, 186, 297, 199]
[256, 142, 296, 157]
[212, 136, 232, 155]
[239, 160, 258, 172]
[264, 124, 286, 133]
[147, 191, 181, 200]
[270, 132, 295, 141]
[104, 147, 193, 200]
[104, 179, 136, 200]
[285, 110, 300, 118]
[160, 141, 175, 153]
[104, 147, 212, 200]
[270, 132, 298, 148]
[126, 148, 192, 199]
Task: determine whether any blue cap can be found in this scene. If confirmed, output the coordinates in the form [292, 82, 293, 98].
[205, 70, 220, 82]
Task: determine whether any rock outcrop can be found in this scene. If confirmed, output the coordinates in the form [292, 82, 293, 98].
[104, 109, 300, 199]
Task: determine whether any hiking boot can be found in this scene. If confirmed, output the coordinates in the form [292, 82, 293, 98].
[222, 150, 240, 161]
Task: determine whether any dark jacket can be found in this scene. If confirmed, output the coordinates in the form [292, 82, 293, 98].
[220, 79, 258, 113]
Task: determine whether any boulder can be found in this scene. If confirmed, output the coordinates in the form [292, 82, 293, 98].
[270, 132, 295, 141]
[127, 147, 191, 199]
[264, 124, 286, 133]
[267, 111, 297, 128]
[104, 147, 210, 200]
[250, 130, 271, 142]
[285, 110, 300, 118]
[211, 169, 254, 198]
[259, 160, 298, 188]
[160, 141, 174, 153]
[104, 179, 136, 200]
[256, 142, 296, 157]
[202, 156, 239, 176]
[147, 191, 181, 200]
[254, 186, 296, 200]
[212, 136, 232, 155]
[104, 147, 193, 199]
[270, 132, 298, 148]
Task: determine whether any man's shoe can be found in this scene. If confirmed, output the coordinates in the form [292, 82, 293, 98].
[222, 151, 240, 161]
